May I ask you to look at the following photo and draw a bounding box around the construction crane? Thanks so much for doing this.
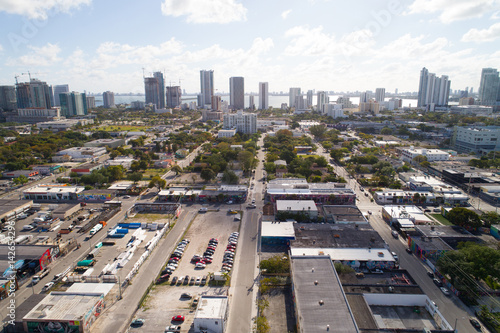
[21,71,46,81]
[14,75,20,84]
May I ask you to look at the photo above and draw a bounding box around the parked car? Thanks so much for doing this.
[391,230,398,238]
[195,276,201,285]
[427,271,434,278]
[433,278,443,287]
[195,263,206,269]
[199,207,208,213]
[440,287,450,296]
[405,248,412,254]
[469,318,481,329]
[171,276,178,285]
[171,315,185,322]
[130,318,145,327]
[180,293,192,299]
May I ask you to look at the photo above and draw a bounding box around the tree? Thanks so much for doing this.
[380,127,393,135]
[13,175,29,186]
[130,160,141,172]
[106,165,124,182]
[221,170,239,184]
[412,155,427,164]
[128,172,143,184]
[171,165,183,175]
[148,176,166,191]
[446,207,482,230]
[200,168,216,182]
[309,124,327,139]
[238,150,255,174]
[480,211,500,227]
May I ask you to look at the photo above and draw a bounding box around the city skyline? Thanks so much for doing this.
[0,1,499,94]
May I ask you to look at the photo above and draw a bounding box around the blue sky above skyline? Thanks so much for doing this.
[0,0,499,95]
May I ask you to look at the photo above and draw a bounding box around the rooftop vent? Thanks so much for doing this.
[312,267,315,272]
[314,280,318,285]
[319,300,324,305]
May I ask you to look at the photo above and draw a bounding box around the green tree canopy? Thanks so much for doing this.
[200,168,216,182]
[446,207,482,230]
[148,176,166,191]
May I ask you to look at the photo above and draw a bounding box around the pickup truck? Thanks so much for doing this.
[32,267,51,284]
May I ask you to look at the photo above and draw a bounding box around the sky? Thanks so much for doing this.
[0,0,499,95]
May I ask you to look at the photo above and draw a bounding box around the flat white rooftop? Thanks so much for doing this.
[195,296,228,319]
[276,200,317,212]
[66,282,114,296]
[261,221,296,238]
[290,248,395,262]
[23,292,102,321]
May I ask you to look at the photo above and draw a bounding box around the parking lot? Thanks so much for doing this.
[167,208,240,281]
[130,207,240,332]
[130,284,229,333]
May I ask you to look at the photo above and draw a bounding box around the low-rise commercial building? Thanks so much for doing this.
[266,178,356,205]
[276,200,318,221]
[23,184,84,202]
[399,147,450,163]
[71,162,103,175]
[56,147,107,161]
[451,126,500,154]
[290,256,359,333]
[193,296,228,333]
[84,138,125,148]
[2,170,39,178]
[322,205,369,224]
[382,205,432,228]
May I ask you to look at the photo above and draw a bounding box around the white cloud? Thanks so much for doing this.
[161,0,247,24]
[462,22,500,42]
[6,42,61,66]
[89,38,185,70]
[281,9,292,19]
[0,0,91,20]
[406,0,500,23]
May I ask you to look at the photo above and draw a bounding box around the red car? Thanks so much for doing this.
[172,315,185,322]
[202,257,212,264]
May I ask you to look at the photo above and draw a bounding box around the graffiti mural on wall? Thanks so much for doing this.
[27,321,79,333]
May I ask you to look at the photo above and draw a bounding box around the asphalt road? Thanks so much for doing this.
[315,143,485,333]
[225,137,265,333]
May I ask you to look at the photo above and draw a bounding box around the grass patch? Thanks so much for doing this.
[99,125,148,131]
[430,214,453,226]
[128,213,174,222]
[142,169,167,180]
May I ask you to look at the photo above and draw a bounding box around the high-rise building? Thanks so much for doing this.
[289,88,301,108]
[200,70,214,107]
[211,95,222,111]
[317,91,329,113]
[417,67,450,109]
[375,88,385,102]
[478,68,500,106]
[145,76,160,108]
[86,96,96,109]
[15,82,31,109]
[259,82,268,110]
[0,86,17,111]
[102,91,115,108]
[29,79,52,109]
[223,110,257,134]
[53,85,69,106]
[229,77,244,110]
[306,90,313,108]
[359,91,370,103]
[166,86,182,108]
[60,92,87,116]
[153,72,165,109]
[249,95,255,110]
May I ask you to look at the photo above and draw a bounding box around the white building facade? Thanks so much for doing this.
[222,110,257,134]
[399,147,450,163]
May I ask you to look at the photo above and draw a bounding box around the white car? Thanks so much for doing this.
[42,282,54,292]
[195,263,206,269]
